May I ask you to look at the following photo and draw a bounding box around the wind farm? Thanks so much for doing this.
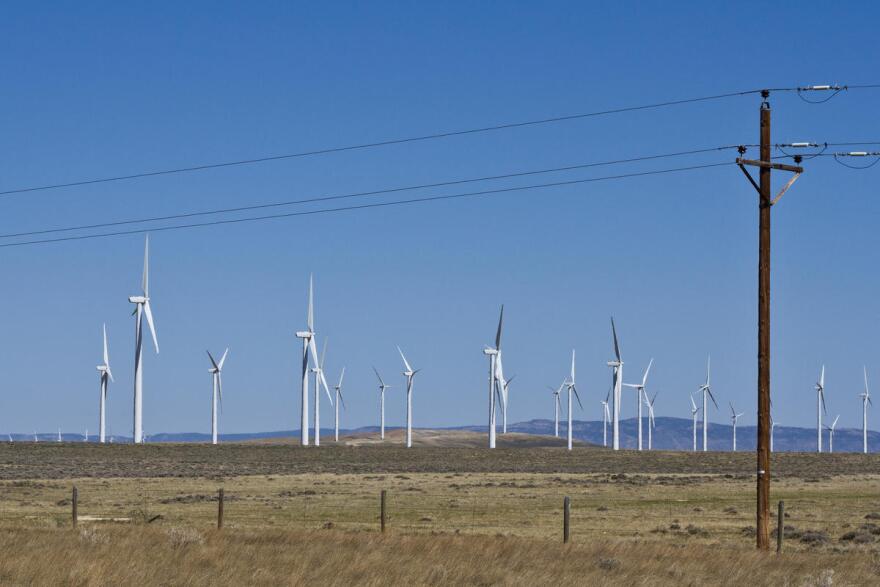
[3,3,880,585]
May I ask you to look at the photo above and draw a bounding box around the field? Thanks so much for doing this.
[1,437,879,585]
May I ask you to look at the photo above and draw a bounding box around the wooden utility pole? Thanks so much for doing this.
[563,496,571,544]
[217,488,225,529]
[737,92,803,550]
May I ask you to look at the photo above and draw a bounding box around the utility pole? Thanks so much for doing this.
[736,90,803,550]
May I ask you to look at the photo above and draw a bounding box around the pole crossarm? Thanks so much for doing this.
[736,158,804,205]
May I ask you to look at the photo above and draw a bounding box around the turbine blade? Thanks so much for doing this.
[820,364,825,389]
[102,324,109,366]
[642,358,653,387]
[610,317,620,361]
[338,387,346,410]
[307,274,314,332]
[820,390,827,415]
[397,346,413,373]
[309,337,320,369]
[106,368,114,384]
[570,349,576,383]
[373,366,385,386]
[320,338,328,369]
[572,384,583,410]
[495,305,504,350]
[706,355,711,387]
[206,350,219,370]
[707,388,718,409]
[690,395,697,411]
[218,373,223,414]
[218,348,229,370]
[142,235,150,295]
[143,301,159,353]
[321,370,333,405]
[337,366,346,389]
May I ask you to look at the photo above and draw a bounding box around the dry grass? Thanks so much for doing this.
[0,525,877,586]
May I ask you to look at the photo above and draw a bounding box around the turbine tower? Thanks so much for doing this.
[398,347,419,448]
[623,359,653,451]
[128,235,159,445]
[334,368,346,442]
[690,395,700,452]
[815,365,827,453]
[698,356,718,451]
[206,348,228,445]
[827,415,840,453]
[311,339,333,446]
[96,324,114,444]
[607,318,623,450]
[600,388,611,447]
[645,391,657,450]
[729,402,743,451]
[564,350,583,451]
[373,367,391,440]
[483,306,504,448]
[861,366,872,454]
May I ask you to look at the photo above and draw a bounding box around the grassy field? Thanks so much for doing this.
[1,441,879,584]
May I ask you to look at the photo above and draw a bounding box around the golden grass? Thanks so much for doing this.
[0,525,877,586]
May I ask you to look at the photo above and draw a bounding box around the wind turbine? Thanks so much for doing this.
[827,415,840,453]
[84,429,88,442]
[57,428,62,443]
[294,275,315,446]
[548,382,564,438]
[334,368,346,442]
[128,235,159,445]
[815,366,827,453]
[607,318,623,450]
[373,367,392,440]
[690,395,700,452]
[483,306,504,448]
[398,347,419,448]
[770,416,778,452]
[698,356,718,451]
[96,324,114,444]
[645,391,658,450]
[564,350,583,451]
[729,402,743,451]
[600,388,611,447]
[861,366,872,454]
[623,359,653,451]
[311,339,333,446]
[206,348,229,445]
[33,431,38,443]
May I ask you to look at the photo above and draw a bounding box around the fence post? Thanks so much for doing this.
[380,489,387,533]
[72,486,78,528]
[217,488,225,529]
[563,496,571,544]
[776,500,784,553]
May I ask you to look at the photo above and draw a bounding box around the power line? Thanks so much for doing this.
[0,86,826,198]
[0,145,750,240]
[0,161,734,249]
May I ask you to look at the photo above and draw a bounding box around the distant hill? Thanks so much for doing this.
[9,418,878,452]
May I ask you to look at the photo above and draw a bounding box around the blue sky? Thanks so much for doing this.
[1,2,878,437]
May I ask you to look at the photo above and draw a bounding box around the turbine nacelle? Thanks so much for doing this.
[128,295,147,304]
[295,330,313,339]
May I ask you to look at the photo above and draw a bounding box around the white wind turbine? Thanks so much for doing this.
[398,347,419,448]
[206,348,229,445]
[827,415,840,454]
[690,395,700,452]
[548,382,565,438]
[600,388,611,447]
[564,350,583,451]
[311,339,333,447]
[861,366,872,454]
[373,367,392,439]
[623,358,653,451]
[294,275,315,446]
[96,324,114,444]
[645,391,658,450]
[483,306,504,448]
[729,402,743,451]
[815,366,827,453]
[698,356,718,451]
[128,235,159,445]
[334,368,346,442]
[770,416,778,452]
[57,428,62,442]
[607,318,623,450]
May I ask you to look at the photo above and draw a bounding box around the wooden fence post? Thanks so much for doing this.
[217,488,225,529]
[380,489,387,533]
[776,500,784,553]
[563,496,571,544]
[72,486,78,528]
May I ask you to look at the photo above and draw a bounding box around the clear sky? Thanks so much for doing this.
[1,2,878,437]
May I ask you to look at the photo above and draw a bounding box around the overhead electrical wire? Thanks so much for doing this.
[0,145,751,240]
[0,160,735,249]
[7,83,878,198]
